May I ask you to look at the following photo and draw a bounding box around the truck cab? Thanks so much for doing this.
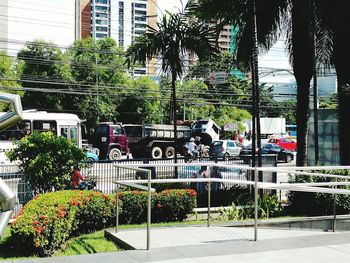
[91,122,129,160]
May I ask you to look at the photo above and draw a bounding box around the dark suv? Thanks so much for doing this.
[240,143,294,163]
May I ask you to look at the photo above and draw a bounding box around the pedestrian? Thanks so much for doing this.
[211,166,223,191]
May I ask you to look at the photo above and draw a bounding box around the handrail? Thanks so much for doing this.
[113,167,155,250]
[113,163,350,248]
[0,93,22,238]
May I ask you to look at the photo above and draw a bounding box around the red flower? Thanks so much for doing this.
[156,203,162,208]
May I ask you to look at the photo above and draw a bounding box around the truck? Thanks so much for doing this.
[244,117,286,139]
[124,119,220,159]
[91,122,129,160]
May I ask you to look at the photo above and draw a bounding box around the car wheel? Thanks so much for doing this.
[151,146,163,159]
[164,146,175,159]
[109,148,122,160]
[285,154,292,163]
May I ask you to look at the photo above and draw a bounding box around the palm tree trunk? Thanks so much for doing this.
[171,71,178,171]
[332,0,350,165]
[292,0,314,166]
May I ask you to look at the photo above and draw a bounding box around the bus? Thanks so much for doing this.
[0,110,96,164]
[285,124,297,138]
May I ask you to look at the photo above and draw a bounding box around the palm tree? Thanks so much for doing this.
[190,0,317,166]
[329,0,350,165]
[126,3,219,161]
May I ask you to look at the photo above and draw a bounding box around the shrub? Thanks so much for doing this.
[218,195,283,221]
[7,132,85,194]
[11,191,115,256]
[11,189,197,256]
[119,189,197,224]
[287,170,350,216]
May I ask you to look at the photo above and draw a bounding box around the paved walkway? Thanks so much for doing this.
[5,226,350,263]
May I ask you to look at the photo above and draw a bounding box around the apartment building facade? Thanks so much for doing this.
[79,0,157,76]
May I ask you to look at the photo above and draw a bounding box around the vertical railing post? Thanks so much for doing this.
[207,168,211,227]
[147,170,152,250]
[254,168,258,241]
[115,184,119,233]
[333,178,337,232]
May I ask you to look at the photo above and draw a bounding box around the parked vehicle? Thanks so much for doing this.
[0,110,99,164]
[124,119,220,159]
[240,143,294,163]
[209,140,242,159]
[268,137,297,151]
[91,122,129,160]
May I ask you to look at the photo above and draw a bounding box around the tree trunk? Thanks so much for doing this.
[332,0,350,165]
[172,71,178,171]
[292,0,314,166]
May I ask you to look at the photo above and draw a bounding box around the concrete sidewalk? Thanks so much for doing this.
[5,226,350,263]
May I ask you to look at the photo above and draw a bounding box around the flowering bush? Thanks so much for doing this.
[119,189,197,224]
[11,190,115,256]
[11,189,196,256]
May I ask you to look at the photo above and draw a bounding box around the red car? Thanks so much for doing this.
[268,137,297,151]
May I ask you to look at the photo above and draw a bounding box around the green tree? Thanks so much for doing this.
[68,37,128,133]
[191,0,316,166]
[126,3,219,158]
[17,39,70,111]
[117,77,162,124]
[7,132,85,194]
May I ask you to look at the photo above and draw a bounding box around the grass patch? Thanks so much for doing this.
[0,228,36,260]
[54,230,119,256]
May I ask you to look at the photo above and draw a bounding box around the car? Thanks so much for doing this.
[209,140,242,159]
[240,143,294,163]
[268,137,297,151]
[85,151,99,162]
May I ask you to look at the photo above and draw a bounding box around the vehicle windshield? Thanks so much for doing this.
[212,141,223,147]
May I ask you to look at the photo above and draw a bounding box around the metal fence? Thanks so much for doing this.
[0,165,29,218]
[0,155,277,218]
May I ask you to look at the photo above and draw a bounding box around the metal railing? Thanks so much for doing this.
[114,163,350,249]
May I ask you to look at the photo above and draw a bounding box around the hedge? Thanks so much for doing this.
[10,189,197,256]
[287,170,350,216]
[119,189,197,224]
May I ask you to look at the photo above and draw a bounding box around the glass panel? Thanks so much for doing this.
[70,127,78,145]
[33,120,57,134]
[61,127,68,139]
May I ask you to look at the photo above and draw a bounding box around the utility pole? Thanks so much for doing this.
[92,0,99,123]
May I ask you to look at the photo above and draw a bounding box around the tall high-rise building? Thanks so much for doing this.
[83,0,157,76]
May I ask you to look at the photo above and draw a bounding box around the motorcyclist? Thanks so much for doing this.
[187,137,199,157]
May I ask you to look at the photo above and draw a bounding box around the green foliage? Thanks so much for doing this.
[10,189,196,256]
[68,37,128,133]
[10,191,115,257]
[6,132,85,194]
[117,77,163,124]
[119,189,197,224]
[218,195,283,221]
[0,51,22,100]
[17,39,70,111]
[287,170,350,216]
